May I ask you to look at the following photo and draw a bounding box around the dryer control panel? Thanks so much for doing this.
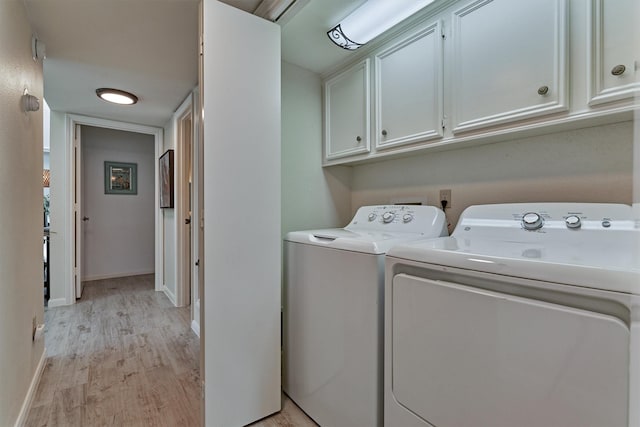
[455,203,635,237]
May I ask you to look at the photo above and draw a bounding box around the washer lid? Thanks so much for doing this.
[285,228,441,254]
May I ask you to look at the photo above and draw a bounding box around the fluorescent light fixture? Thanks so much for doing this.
[96,88,138,105]
[327,0,435,50]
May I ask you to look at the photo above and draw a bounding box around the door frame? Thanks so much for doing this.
[174,93,194,308]
[64,114,164,304]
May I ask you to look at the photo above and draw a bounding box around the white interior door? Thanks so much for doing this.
[191,88,203,336]
[73,124,83,299]
[177,98,193,308]
[202,1,281,426]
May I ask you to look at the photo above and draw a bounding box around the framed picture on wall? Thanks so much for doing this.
[159,149,174,208]
[104,161,137,195]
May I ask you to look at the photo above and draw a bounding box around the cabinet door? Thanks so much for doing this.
[588,0,639,106]
[451,0,568,134]
[324,60,370,160]
[375,22,444,150]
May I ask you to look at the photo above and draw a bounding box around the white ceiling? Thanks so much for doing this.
[24,0,367,127]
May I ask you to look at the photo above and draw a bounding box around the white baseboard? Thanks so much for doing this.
[82,270,154,282]
[162,285,177,306]
[14,348,46,427]
[47,298,66,308]
[191,319,200,337]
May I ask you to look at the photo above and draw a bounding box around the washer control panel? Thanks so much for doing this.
[347,205,447,235]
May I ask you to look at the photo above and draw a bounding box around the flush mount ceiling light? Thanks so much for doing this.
[327,0,435,50]
[96,88,138,105]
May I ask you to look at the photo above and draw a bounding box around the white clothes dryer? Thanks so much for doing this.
[284,205,447,427]
[385,203,640,427]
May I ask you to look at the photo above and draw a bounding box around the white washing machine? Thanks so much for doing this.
[385,203,640,427]
[284,205,447,427]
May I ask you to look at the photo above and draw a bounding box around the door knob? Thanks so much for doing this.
[82,216,90,221]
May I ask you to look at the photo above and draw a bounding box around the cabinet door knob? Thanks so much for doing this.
[82,216,90,222]
[381,129,388,136]
[537,85,549,95]
[611,64,626,76]
[356,136,362,143]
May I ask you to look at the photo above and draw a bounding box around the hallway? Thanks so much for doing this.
[25,275,200,426]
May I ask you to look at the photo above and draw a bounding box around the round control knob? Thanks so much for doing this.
[382,212,395,223]
[368,213,377,222]
[522,212,543,230]
[565,215,581,229]
[402,214,414,223]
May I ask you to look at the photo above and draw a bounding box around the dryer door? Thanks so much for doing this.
[390,273,629,427]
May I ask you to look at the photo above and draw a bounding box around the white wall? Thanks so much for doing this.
[81,126,155,281]
[0,1,45,425]
[352,121,633,231]
[43,99,50,151]
[281,61,352,233]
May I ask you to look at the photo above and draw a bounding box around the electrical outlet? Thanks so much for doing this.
[440,189,452,209]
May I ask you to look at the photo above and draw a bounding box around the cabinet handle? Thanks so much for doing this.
[611,64,626,76]
[382,129,388,136]
[356,136,362,143]
[537,85,549,95]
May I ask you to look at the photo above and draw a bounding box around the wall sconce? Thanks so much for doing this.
[22,89,40,112]
[327,0,434,50]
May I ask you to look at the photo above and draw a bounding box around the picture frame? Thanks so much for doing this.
[159,149,174,208]
[104,161,137,195]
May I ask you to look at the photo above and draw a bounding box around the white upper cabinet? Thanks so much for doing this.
[588,0,639,106]
[450,0,568,134]
[324,59,370,160]
[321,0,635,166]
[374,21,444,150]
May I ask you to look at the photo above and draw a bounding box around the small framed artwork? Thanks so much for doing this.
[159,149,174,208]
[104,161,137,195]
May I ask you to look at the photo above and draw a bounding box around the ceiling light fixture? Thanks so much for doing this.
[327,0,435,50]
[96,88,138,105]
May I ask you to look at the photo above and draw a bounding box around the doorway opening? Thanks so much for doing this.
[80,125,156,288]
[58,115,163,306]
[174,93,202,336]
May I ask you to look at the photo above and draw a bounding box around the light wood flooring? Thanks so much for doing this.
[25,274,317,427]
